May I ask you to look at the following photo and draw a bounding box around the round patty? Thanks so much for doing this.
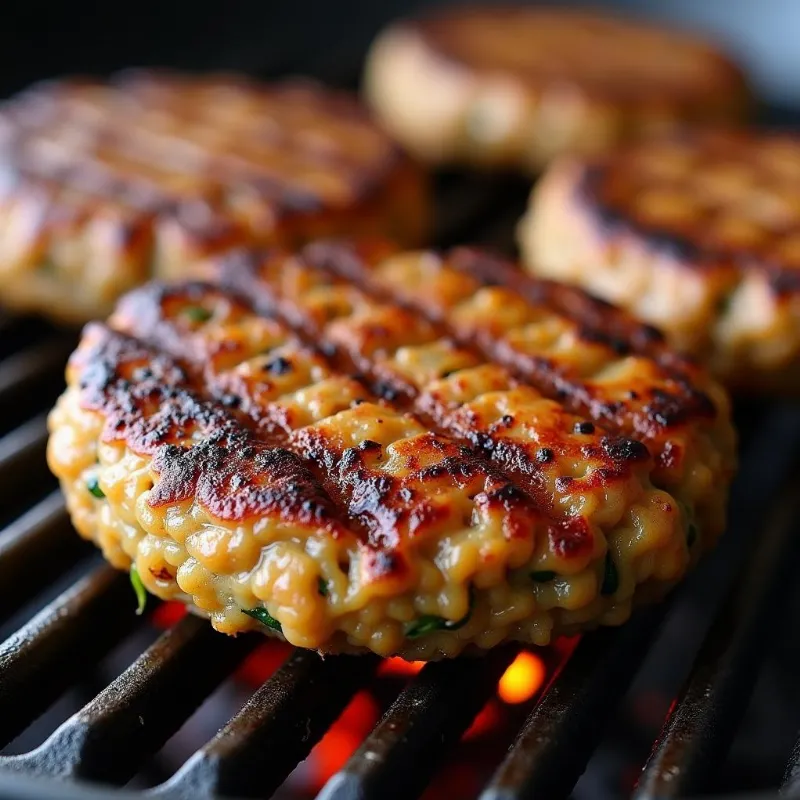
[0,70,428,323]
[364,6,749,172]
[47,242,735,660]
[519,132,800,390]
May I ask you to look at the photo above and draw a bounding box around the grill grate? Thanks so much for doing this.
[0,56,800,800]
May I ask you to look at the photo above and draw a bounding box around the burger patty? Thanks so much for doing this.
[364,6,749,173]
[519,132,800,390]
[47,242,735,660]
[0,70,428,323]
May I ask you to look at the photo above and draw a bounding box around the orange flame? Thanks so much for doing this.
[312,691,379,787]
[497,652,546,704]
[379,657,425,676]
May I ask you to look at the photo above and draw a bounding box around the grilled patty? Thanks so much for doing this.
[519,132,800,390]
[47,243,735,660]
[364,6,749,172]
[0,71,428,323]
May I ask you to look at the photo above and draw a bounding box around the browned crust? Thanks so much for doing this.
[71,311,592,585]
[216,242,718,450]
[73,322,350,527]
[410,6,749,110]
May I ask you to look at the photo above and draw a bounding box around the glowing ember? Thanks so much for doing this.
[151,600,186,628]
[498,651,546,704]
[311,691,379,787]
[464,701,501,740]
[380,657,425,676]
[235,642,292,685]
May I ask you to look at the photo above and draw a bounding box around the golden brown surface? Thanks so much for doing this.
[364,7,749,171]
[0,71,428,323]
[48,243,735,659]
[519,132,800,388]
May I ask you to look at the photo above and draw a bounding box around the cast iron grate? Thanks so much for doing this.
[0,52,799,800]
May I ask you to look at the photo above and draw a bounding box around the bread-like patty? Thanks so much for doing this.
[0,70,428,323]
[519,132,800,390]
[364,7,749,172]
[47,242,735,660]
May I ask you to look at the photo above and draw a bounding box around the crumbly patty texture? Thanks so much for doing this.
[364,7,749,172]
[47,242,735,659]
[519,132,800,389]
[0,70,428,323]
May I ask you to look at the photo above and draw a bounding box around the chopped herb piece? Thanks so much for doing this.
[716,292,734,316]
[405,587,473,639]
[574,421,595,435]
[87,476,105,499]
[243,606,283,633]
[130,565,147,616]
[318,577,329,597]
[687,522,698,548]
[601,552,619,596]
[531,570,557,583]
[678,501,698,548]
[183,306,213,323]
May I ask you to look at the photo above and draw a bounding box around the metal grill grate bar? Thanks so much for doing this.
[0,565,140,748]
[320,645,519,800]
[0,492,89,623]
[633,476,800,799]
[0,414,50,500]
[782,736,800,797]
[478,607,668,800]
[156,650,381,799]
[0,335,76,421]
[0,615,256,785]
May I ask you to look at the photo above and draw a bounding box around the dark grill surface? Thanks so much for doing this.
[1,47,800,800]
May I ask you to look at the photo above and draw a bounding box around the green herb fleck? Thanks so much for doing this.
[243,606,283,633]
[678,501,698,549]
[318,577,329,597]
[531,570,557,583]
[601,552,619,596]
[183,306,213,323]
[130,565,147,616]
[87,476,105,499]
[687,522,698,549]
[465,103,493,144]
[716,292,735,316]
[405,588,474,639]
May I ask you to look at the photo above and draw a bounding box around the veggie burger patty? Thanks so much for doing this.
[364,6,749,172]
[0,71,428,323]
[47,242,735,660]
[520,131,800,390]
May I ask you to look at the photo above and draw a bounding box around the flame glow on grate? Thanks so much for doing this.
[498,652,546,704]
